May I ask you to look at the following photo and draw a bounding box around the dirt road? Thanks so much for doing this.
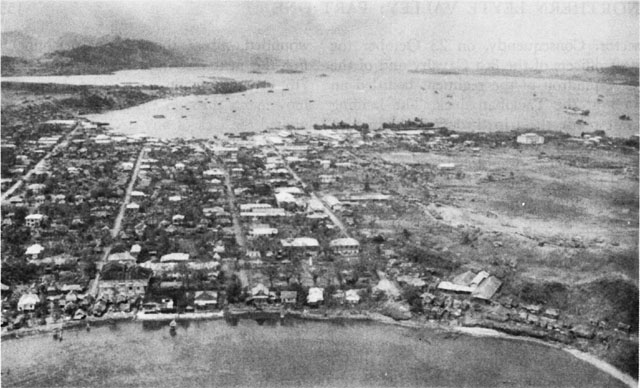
[1,123,81,202]
[90,145,146,296]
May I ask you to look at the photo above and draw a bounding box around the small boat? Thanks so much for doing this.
[563,106,590,116]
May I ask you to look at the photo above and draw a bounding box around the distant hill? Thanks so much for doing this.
[1,31,40,58]
[174,40,279,69]
[2,38,201,76]
[410,66,639,86]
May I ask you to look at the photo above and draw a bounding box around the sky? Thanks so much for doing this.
[2,0,639,69]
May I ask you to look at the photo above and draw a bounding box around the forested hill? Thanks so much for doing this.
[2,38,201,76]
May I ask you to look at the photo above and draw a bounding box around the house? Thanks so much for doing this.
[329,238,360,256]
[372,279,401,299]
[130,191,147,198]
[345,289,361,304]
[437,281,473,294]
[27,183,46,194]
[249,227,278,238]
[130,244,142,257]
[517,133,545,145]
[249,284,270,306]
[240,208,287,218]
[275,192,299,208]
[8,196,24,206]
[160,253,190,263]
[274,187,304,196]
[98,279,148,300]
[203,168,226,178]
[437,163,456,171]
[194,291,218,310]
[471,276,502,301]
[281,237,320,254]
[172,214,185,225]
[107,252,137,265]
[306,198,325,214]
[240,203,273,212]
[25,214,44,229]
[280,291,297,305]
[396,275,426,288]
[307,287,324,306]
[61,284,83,293]
[343,193,391,202]
[25,243,44,259]
[319,174,336,184]
[18,293,39,312]
[470,271,490,288]
[121,162,134,171]
[126,203,140,212]
[323,195,342,211]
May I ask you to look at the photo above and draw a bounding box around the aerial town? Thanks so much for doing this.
[1,106,638,374]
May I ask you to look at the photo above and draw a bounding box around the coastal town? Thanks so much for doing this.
[1,99,638,377]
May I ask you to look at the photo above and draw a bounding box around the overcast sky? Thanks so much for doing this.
[2,1,638,69]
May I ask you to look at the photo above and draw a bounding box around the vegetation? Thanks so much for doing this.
[2,38,201,76]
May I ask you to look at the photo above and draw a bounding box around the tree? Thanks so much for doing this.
[402,285,423,314]
[364,176,371,192]
[226,274,243,303]
[265,265,279,289]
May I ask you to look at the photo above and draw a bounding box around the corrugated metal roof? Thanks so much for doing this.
[472,276,502,300]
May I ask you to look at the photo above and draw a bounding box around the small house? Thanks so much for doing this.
[25,243,45,259]
[307,287,324,306]
[249,284,270,306]
[194,291,218,310]
[107,252,137,265]
[329,238,360,256]
[280,291,297,305]
[160,253,190,263]
[25,214,44,229]
[345,289,361,304]
[517,133,545,145]
[18,293,39,312]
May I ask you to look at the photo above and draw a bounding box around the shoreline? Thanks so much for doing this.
[1,307,636,387]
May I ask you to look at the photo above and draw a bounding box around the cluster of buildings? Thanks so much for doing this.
[2,119,629,352]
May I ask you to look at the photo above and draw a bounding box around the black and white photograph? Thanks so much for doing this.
[0,1,638,387]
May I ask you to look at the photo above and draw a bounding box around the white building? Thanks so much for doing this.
[329,238,360,256]
[25,243,45,258]
[18,293,40,311]
[25,214,44,229]
[517,133,545,145]
[160,253,190,263]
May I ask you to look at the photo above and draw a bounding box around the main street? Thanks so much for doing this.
[273,147,350,238]
[90,144,146,296]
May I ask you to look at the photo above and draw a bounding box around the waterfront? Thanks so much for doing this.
[5,67,638,138]
[0,319,628,388]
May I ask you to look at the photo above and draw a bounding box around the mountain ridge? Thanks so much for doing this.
[2,38,201,76]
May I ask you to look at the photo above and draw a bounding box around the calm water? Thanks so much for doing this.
[0,319,627,388]
[4,67,638,138]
